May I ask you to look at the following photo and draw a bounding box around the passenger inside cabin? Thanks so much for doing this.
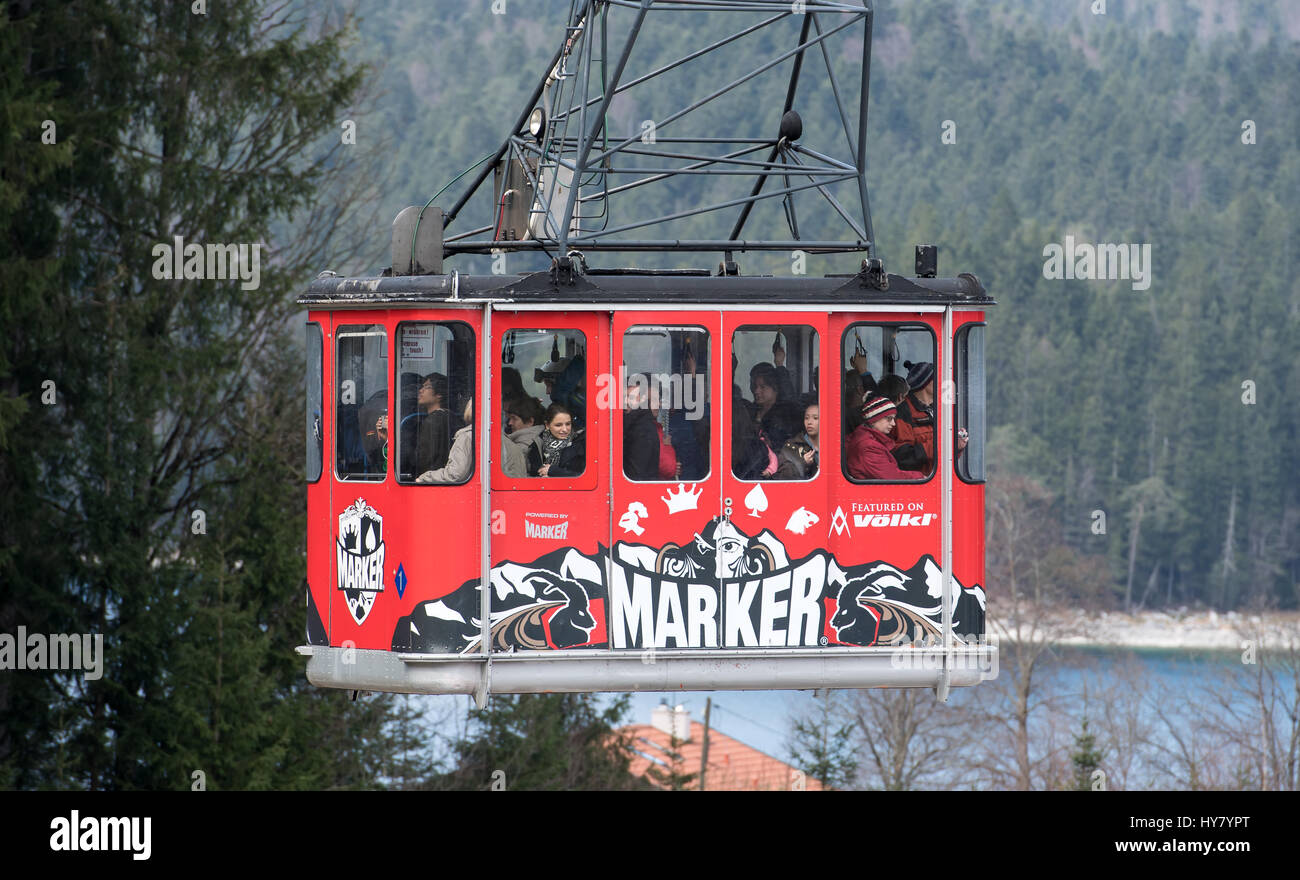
[776,402,819,480]
[769,336,797,396]
[890,360,969,474]
[732,385,775,480]
[534,352,587,429]
[504,396,545,477]
[500,424,526,479]
[399,371,422,422]
[527,403,585,477]
[400,372,453,479]
[668,346,709,481]
[891,360,936,473]
[846,394,910,480]
[358,388,389,473]
[876,374,909,405]
[849,348,878,395]
[750,361,801,453]
[557,355,587,428]
[842,345,879,432]
[417,399,474,483]
[501,367,525,415]
[535,354,568,405]
[623,374,664,481]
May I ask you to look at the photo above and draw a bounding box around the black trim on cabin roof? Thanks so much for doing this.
[296,270,993,308]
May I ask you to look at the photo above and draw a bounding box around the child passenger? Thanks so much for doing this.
[776,402,820,480]
[527,403,585,477]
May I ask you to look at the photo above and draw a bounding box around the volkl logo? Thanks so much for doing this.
[337,498,385,625]
[854,512,936,528]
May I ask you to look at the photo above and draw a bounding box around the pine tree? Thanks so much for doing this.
[0,0,399,790]
[644,732,698,791]
[788,690,858,790]
[434,694,644,791]
[1071,718,1105,791]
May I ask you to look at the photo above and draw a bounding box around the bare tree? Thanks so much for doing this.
[849,688,970,790]
[1144,668,1244,790]
[1081,656,1155,791]
[975,474,1111,789]
[1224,621,1300,790]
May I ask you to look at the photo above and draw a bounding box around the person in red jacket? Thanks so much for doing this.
[847,395,912,480]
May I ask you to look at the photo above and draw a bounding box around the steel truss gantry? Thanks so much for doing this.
[439,0,877,263]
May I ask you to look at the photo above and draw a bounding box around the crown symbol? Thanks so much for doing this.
[662,483,703,515]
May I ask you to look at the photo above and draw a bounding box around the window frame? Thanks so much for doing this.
[306,321,323,484]
[498,325,594,489]
[394,319,477,487]
[729,322,820,484]
[955,321,987,485]
[621,324,712,484]
[334,322,389,483]
[840,320,939,486]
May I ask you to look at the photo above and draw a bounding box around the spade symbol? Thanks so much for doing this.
[744,484,768,518]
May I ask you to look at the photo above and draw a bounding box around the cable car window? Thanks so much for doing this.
[502,328,587,478]
[396,322,475,485]
[306,322,323,482]
[842,322,936,483]
[956,322,986,484]
[731,325,819,481]
[622,326,710,482]
[336,324,388,481]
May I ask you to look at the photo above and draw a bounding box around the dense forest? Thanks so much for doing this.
[1,0,1296,790]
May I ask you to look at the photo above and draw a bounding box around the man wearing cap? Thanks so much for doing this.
[891,360,936,473]
[892,360,967,473]
[847,394,911,480]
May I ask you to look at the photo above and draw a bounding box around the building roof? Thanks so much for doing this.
[621,720,826,791]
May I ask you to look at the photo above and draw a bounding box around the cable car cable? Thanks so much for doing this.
[410,151,496,271]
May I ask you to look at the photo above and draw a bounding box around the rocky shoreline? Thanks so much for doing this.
[1054,609,1300,651]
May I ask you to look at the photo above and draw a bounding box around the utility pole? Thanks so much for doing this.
[699,697,712,791]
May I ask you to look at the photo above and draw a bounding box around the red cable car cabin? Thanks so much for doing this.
[299,269,994,703]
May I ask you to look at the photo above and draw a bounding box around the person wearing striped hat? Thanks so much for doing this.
[847,394,911,480]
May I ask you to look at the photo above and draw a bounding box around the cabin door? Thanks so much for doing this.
[609,310,724,651]
[720,311,831,648]
[328,311,484,653]
[486,310,609,652]
[327,311,395,650]
[826,311,945,581]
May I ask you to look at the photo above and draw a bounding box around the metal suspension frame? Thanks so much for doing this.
[441,0,876,259]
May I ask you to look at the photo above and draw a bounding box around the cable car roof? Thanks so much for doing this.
[298,268,993,309]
